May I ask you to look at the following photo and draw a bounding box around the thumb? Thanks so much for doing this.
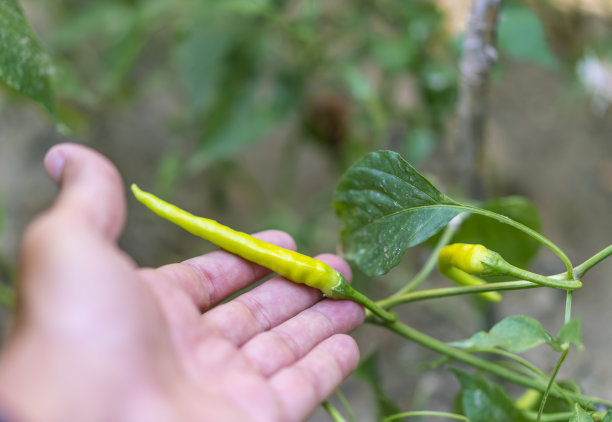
[43,142,126,240]
[15,143,134,324]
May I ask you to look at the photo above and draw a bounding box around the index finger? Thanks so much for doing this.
[150,230,297,311]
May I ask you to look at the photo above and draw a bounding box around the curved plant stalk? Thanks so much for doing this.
[491,258,581,290]
[383,410,469,421]
[451,205,575,278]
[368,318,612,409]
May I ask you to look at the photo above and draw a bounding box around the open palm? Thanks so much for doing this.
[0,143,363,422]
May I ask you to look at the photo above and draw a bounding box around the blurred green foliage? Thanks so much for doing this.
[40,0,459,172]
[498,1,559,69]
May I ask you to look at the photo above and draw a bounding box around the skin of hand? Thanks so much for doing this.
[0,143,364,422]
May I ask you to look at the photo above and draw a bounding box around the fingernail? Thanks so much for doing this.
[44,148,66,183]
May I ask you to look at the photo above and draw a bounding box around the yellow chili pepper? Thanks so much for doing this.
[438,243,499,275]
[132,184,397,322]
[438,243,503,302]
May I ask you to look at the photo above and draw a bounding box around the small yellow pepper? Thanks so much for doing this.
[438,243,502,302]
[438,243,499,275]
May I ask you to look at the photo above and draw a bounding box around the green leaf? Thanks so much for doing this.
[449,315,557,353]
[450,196,541,269]
[602,409,612,422]
[558,318,583,350]
[333,151,461,276]
[49,2,134,51]
[453,369,528,422]
[498,2,558,69]
[0,0,55,114]
[570,404,595,422]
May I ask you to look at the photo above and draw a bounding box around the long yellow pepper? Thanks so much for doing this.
[132,184,397,322]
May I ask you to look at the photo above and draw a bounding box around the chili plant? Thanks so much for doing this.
[326,150,612,422]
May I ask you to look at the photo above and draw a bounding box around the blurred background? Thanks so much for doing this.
[1,0,612,420]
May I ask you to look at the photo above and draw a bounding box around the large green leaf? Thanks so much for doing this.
[0,0,55,114]
[333,150,461,276]
[450,196,541,269]
[453,369,528,422]
[449,315,557,354]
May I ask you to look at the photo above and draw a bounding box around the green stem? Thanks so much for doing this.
[383,411,469,421]
[493,260,581,290]
[335,389,356,422]
[458,205,574,278]
[394,216,463,296]
[537,346,569,421]
[377,281,538,309]
[565,291,572,324]
[478,348,572,407]
[322,401,348,422]
[574,244,612,278]
[383,244,612,311]
[369,318,611,408]
[523,411,574,422]
[342,284,397,322]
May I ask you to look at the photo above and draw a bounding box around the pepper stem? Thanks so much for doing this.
[330,278,397,323]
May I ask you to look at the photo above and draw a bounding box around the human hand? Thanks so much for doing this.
[0,143,363,422]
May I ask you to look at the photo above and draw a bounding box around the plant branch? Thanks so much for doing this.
[537,346,569,421]
[368,318,611,408]
[377,280,538,309]
[458,205,575,278]
[574,244,612,278]
[454,0,503,199]
[478,348,573,407]
[523,411,574,421]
